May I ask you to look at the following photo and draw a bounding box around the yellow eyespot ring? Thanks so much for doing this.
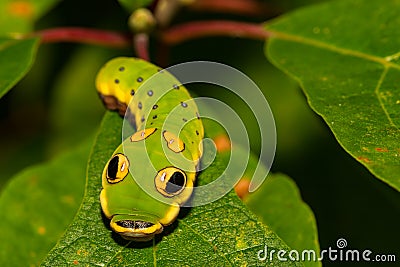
[106,153,130,184]
[162,130,185,153]
[154,167,187,197]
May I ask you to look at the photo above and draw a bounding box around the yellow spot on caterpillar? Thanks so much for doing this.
[163,131,185,152]
[130,128,157,142]
[7,1,34,18]
[106,153,130,184]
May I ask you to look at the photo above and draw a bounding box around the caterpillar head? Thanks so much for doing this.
[100,129,197,241]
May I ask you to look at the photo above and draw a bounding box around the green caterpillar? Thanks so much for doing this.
[96,57,204,241]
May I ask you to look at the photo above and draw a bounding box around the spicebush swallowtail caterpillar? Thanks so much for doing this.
[96,57,204,241]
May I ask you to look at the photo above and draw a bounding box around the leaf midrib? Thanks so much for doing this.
[374,67,397,128]
[268,30,400,70]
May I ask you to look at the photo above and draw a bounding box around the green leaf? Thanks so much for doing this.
[0,37,39,99]
[245,174,320,267]
[266,0,400,191]
[0,0,60,99]
[0,141,91,266]
[118,0,153,13]
[42,112,302,266]
[0,0,61,35]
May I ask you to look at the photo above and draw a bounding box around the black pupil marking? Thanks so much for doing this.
[130,90,135,96]
[107,156,119,180]
[137,77,143,82]
[153,104,158,109]
[119,67,125,71]
[138,102,142,109]
[148,90,153,96]
[165,171,185,194]
[114,79,120,84]
[116,220,154,229]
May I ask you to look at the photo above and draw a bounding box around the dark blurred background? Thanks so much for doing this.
[0,1,398,266]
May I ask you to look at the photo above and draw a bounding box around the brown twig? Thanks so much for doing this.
[33,21,271,57]
[36,27,131,48]
[133,33,150,61]
[160,20,271,45]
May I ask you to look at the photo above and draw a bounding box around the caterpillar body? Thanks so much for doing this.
[96,57,204,241]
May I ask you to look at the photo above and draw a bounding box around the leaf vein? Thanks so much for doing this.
[374,67,398,129]
[269,30,400,70]
[104,240,132,266]
[179,219,234,266]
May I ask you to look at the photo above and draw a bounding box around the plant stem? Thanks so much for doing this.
[33,21,271,54]
[160,20,271,45]
[36,27,131,48]
[133,33,150,61]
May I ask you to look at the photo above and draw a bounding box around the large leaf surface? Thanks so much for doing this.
[0,142,90,266]
[41,112,302,266]
[245,174,320,267]
[0,38,39,99]
[0,0,60,99]
[266,0,400,191]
